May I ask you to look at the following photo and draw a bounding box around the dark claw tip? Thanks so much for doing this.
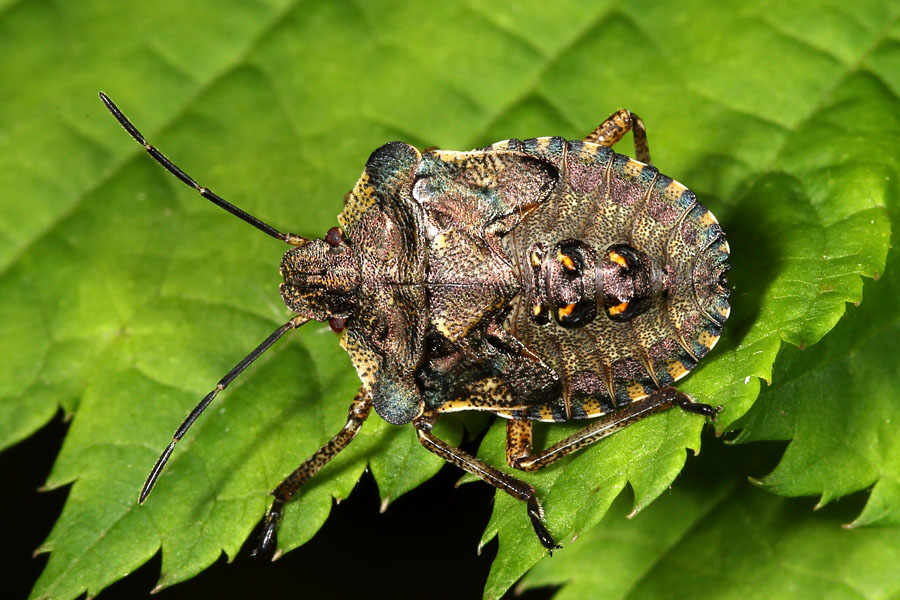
[535,527,558,551]
[251,522,278,559]
[679,399,717,418]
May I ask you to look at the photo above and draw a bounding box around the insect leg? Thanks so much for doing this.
[505,418,534,468]
[139,315,310,503]
[506,387,715,472]
[414,411,561,552]
[98,92,308,246]
[583,108,651,165]
[253,387,372,560]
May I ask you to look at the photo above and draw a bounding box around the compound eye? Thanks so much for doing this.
[325,227,343,247]
[328,316,347,333]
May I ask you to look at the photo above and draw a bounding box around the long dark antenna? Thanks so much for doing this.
[99,91,308,246]
[140,315,310,503]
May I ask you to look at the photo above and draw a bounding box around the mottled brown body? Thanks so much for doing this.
[102,92,728,558]
[495,137,730,422]
[283,120,728,552]
[407,137,729,425]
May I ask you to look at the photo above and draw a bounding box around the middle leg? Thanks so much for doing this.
[414,410,561,552]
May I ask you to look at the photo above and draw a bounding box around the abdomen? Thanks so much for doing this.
[498,138,730,422]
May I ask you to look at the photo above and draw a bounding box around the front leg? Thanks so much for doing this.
[506,387,716,472]
[253,387,372,559]
[414,410,561,552]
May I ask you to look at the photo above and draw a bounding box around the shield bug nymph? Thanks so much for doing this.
[100,92,729,557]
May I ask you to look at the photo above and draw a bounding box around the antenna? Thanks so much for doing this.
[99,92,308,246]
[139,315,310,503]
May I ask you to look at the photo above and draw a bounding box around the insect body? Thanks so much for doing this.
[100,93,729,556]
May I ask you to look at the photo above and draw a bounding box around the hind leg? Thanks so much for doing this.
[584,108,651,164]
[506,387,715,472]
[414,410,560,552]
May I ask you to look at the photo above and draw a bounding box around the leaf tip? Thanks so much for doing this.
[32,542,51,558]
[813,496,830,511]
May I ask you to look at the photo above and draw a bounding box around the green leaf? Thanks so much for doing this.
[733,229,900,527]
[517,440,900,600]
[0,0,896,598]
